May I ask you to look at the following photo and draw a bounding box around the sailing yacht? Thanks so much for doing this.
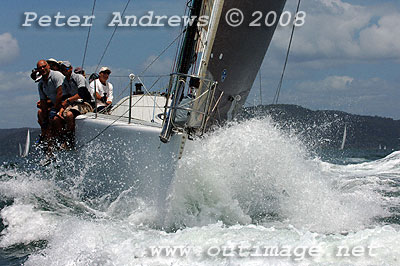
[340,124,347,150]
[19,129,30,157]
[75,0,287,205]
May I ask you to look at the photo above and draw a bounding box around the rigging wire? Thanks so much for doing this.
[76,104,138,150]
[112,74,170,78]
[259,70,262,106]
[74,27,186,150]
[95,0,132,73]
[63,0,188,150]
[139,30,185,77]
[94,0,186,103]
[172,0,191,72]
[76,75,164,149]
[74,0,202,148]
[81,0,97,69]
[272,0,302,104]
[113,30,185,101]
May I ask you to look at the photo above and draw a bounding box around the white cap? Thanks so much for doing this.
[46,58,58,64]
[99,66,111,74]
[60,61,72,68]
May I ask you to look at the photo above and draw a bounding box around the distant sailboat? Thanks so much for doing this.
[19,129,30,157]
[340,124,347,150]
[378,144,387,150]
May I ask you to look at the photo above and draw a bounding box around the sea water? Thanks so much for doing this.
[0,117,399,265]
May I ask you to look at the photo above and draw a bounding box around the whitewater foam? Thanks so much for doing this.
[0,117,399,265]
[22,221,400,266]
[165,118,386,232]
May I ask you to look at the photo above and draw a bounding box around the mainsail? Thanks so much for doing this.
[160,0,287,142]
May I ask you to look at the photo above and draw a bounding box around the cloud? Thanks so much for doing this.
[298,75,354,91]
[272,0,400,63]
[0,71,33,92]
[359,14,400,59]
[141,55,174,75]
[295,75,389,97]
[0,33,20,65]
[0,70,38,128]
[276,76,400,119]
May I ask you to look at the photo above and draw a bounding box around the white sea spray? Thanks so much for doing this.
[0,117,399,265]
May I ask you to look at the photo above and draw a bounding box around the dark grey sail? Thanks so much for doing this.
[160,0,287,142]
[204,0,287,126]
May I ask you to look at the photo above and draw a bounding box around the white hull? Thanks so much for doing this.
[74,95,183,208]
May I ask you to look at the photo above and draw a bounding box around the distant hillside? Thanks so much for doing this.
[0,128,41,158]
[1,105,399,158]
[240,104,400,150]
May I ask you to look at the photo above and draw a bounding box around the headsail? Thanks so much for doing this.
[188,0,287,129]
[160,0,287,142]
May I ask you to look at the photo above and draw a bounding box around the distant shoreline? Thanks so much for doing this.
[241,104,400,150]
[1,104,399,152]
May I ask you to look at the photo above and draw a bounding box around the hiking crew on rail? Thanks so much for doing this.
[33,59,113,151]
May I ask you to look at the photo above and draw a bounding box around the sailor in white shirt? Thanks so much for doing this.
[89,66,113,113]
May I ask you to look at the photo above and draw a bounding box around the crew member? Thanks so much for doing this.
[47,58,61,72]
[89,66,113,113]
[36,59,64,151]
[60,61,93,148]
[74,67,86,77]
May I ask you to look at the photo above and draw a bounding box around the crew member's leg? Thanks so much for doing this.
[37,108,50,141]
[63,110,76,149]
[64,111,75,132]
[47,115,64,152]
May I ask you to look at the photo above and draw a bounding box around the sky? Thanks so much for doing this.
[0,0,399,128]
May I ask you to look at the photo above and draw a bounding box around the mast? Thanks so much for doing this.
[160,0,287,142]
[160,0,203,143]
[186,0,225,128]
[188,0,287,130]
[176,0,203,75]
